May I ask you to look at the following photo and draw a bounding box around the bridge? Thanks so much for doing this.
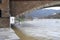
[10,1,60,17]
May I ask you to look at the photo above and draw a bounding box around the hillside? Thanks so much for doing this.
[45,13,60,19]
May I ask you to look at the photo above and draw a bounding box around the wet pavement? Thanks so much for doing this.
[0,28,20,40]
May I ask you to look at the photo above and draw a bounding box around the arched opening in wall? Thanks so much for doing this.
[0,10,2,17]
[23,5,60,19]
[15,4,60,39]
[15,4,60,22]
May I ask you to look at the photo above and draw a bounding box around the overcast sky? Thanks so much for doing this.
[45,7,60,10]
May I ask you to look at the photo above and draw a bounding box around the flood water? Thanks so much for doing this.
[15,19,60,40]
[15,7,60,40]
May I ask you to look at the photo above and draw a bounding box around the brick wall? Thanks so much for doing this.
[0,0,10,28]
[0,18,10,28]
[10,1,56,17]
[0,0,10,17]
[11,0,59,1]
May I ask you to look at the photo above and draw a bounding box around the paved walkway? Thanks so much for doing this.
[0,28,20,40]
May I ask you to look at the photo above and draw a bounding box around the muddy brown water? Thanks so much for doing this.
[12,27,54,40]
[12,27,38,40]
